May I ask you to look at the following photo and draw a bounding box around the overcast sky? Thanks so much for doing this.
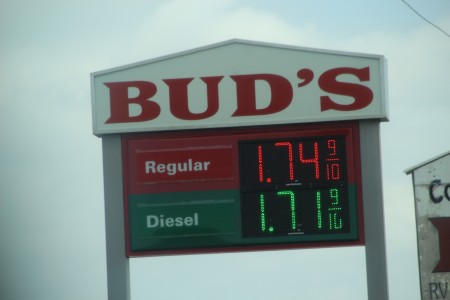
[1,1,450,300]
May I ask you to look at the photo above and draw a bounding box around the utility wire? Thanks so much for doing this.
[401,0,450,38]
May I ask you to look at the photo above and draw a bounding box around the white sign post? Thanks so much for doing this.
[406,152,450,300]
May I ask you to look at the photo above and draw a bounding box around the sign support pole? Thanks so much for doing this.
[359,120,389,300]
[102,135,131,300]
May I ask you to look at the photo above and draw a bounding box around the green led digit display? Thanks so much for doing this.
[239,135,353,238]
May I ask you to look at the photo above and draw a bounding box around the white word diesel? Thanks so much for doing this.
[147,213,199,228]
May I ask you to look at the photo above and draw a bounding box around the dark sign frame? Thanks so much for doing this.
[121,121,364,256]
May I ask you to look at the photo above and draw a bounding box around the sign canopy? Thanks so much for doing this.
[91,39,388,135]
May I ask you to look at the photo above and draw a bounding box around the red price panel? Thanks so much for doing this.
[239,134,356,239]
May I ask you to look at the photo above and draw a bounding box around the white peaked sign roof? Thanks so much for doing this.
[91,39,388,135]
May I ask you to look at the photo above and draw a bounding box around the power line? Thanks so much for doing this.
[400,0,450,38]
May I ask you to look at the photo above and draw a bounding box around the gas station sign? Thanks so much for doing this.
[123,122,362,256]
[92,39,389,299]
[89,39,389,256]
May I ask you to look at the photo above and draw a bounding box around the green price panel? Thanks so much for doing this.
[128,190,240,251]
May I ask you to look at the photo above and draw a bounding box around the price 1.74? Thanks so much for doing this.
[239,136,347,187]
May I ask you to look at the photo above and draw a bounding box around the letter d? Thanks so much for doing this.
[231,74,293,116]
[147,215,159,228]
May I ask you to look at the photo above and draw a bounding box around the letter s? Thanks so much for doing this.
[319,67,373,112]
[175,217,183,227]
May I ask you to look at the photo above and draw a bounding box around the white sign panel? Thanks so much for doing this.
[406,152,450,300]
[91,39,388,135]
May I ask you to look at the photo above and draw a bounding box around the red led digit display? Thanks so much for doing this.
[240,136,346,188]
[239,135,355,238]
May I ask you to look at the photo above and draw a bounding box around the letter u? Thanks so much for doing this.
[178,162,187,172]
[164,76,223,120]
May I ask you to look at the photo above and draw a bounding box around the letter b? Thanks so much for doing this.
[104,81,161,123]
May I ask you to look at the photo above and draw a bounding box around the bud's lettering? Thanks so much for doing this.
[103,67,374,124]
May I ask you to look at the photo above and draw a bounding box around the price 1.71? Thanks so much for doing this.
[242,187,349,237]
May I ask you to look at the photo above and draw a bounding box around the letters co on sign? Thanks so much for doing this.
[91,40,388,256]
